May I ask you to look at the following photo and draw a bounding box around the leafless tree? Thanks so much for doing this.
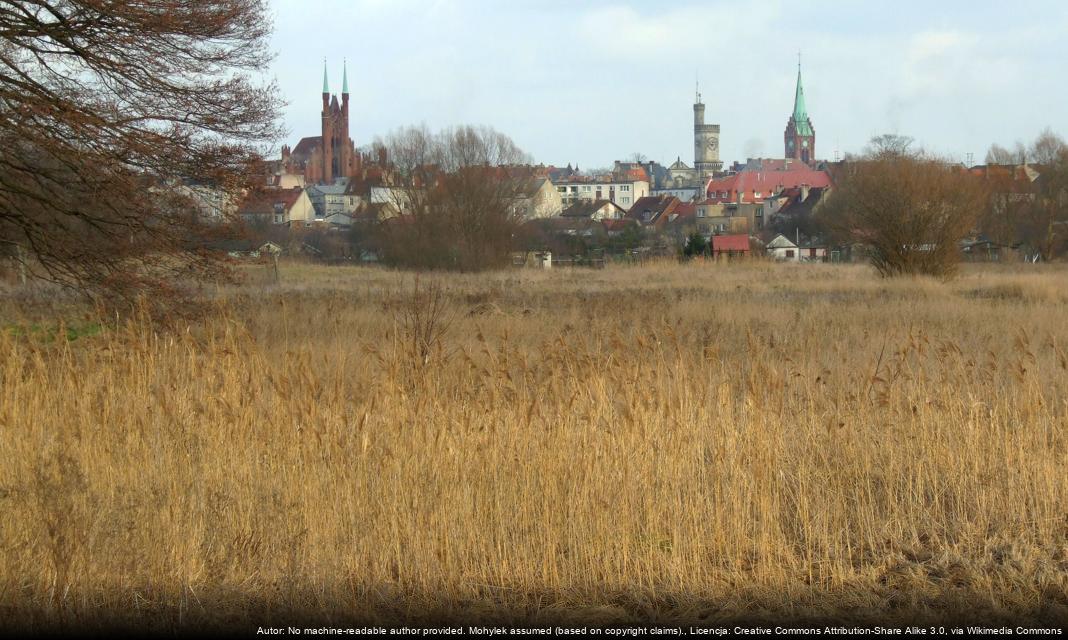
[1029,128,1066,166]
[985,143,1018,165]
[977,165,1031,247]
[865,134,915,158]
[0,1,282,314]
[983,130,1068,259]
[820,139,986,278]
[1020,131,1068,259]
[372,125,534,271]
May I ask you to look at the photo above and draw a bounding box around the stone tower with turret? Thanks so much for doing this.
[693,86,722,179]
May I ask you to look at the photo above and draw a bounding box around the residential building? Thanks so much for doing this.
[659,202,697,245]
[766,234,800,261]
[695,201,762,235]
[238,187,315,226]
[279,189,318,226]
[704,165,831,204]
[552,176,649,210]
[626,195,681,226]
[175,181,235,223]
[306,179,360,227]
[766,233,827,262]
[559,199,626,221]
[513,178,563,219]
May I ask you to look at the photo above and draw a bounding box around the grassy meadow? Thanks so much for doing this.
[1,259,1066,630]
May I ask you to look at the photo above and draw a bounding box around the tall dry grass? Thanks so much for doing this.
[0,260,1066,630]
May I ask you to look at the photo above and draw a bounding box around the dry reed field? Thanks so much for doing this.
[1,260,1067,631]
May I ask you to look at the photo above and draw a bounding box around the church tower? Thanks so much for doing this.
[320,62,332,183]
[693,84,722,178]
[784,59,815,164]
[320,60,353,184]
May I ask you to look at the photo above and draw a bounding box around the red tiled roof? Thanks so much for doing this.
[711,234,750,253]
[659,202,696,230]
[673,202,696,218]
[291,136,322,158]
[705,168,831,203]
[237,186,304,215]
[626,195,680,225]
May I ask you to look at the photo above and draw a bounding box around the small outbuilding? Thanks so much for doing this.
[711,234,750,257]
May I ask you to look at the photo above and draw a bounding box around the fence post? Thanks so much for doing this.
[15,244,26,285]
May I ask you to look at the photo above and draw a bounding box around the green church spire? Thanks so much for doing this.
[322,59,329,94]
[342,59,348,95]
[792,57,813,136]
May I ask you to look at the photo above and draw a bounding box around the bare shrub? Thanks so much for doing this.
[821,140,986,278]
[386,277,455,384]
[372,125,533,271]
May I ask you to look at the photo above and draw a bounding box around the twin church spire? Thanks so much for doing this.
[322,59,349,95]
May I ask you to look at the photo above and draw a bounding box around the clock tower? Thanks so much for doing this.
[694,86,722,179]
[784,59,815,164]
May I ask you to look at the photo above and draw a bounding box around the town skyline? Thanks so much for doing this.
[268,0,1068,168]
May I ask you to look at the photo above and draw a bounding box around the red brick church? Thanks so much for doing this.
[280,61,371,184]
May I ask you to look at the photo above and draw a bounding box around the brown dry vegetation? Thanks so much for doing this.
[1,260,1067,631]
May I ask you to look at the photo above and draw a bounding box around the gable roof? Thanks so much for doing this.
[518,177,550,199]
[777,186,827,216]
[237,187,304,216]
[291,136,323,158]
[560,199,621,218]
[705,167,831,203]
[712,234,750,252]
[626,195,680,224]
[766,234,798,249]
[659,202,696,230]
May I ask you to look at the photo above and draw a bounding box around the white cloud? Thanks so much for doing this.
[574,2,782,59]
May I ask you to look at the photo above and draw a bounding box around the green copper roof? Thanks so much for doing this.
[342,59,348,94]
[792,66,814,137]
[322,61,329,94]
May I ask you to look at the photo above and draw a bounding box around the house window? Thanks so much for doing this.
[785,250,795,258]
[697,209,705,218]
[583,185,591,192]
[622,197,630,204]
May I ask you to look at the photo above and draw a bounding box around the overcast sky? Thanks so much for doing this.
[268,0,1068,169]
